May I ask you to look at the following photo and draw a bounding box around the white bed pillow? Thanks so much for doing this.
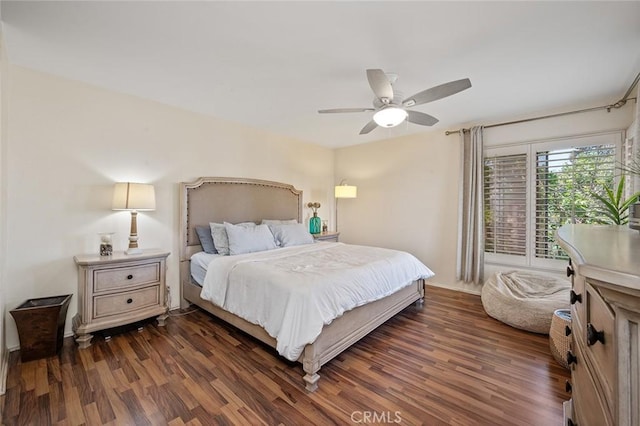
[225,222,277,255]
[268,223,314,247]
[261,219,298,225]
[210,221,256,256]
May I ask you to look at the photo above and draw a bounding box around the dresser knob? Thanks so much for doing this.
[587,323,605,346]
[570,290,582,305]
[565,380,572,393]
[566,266,574,277]
[127,274,133,280]
[126,298,133,304]
[565,325,572,336]
[566,350,577,366]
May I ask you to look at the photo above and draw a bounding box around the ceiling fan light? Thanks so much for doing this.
[373,107,407,127]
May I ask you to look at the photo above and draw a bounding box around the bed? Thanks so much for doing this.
[179,177,432,391]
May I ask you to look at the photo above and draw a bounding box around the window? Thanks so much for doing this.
[484,131,623,269]
[534,144,615,260]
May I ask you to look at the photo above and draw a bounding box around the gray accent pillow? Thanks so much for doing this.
[268,223,314,247]
[195,226,217,254]
[225,223,277,255]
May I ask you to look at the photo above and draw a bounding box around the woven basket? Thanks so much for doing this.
[549,309,571,369]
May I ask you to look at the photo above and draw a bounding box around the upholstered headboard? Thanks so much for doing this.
[179,177,303,261]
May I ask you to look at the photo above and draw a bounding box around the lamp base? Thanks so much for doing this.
[125,247,143,255]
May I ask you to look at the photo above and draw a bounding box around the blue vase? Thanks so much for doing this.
[310,213,321,234]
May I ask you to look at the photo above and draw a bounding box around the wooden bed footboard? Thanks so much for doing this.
[301,279,424,391]
[181,273,425,392]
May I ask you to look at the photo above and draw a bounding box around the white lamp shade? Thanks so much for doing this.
[335,184,357,199]
[112,182,156,211]
[373,107,407,128]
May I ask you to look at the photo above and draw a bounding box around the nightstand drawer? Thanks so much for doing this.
[94,263,160,292]
[93,285,160,319]
[313,232,339,242]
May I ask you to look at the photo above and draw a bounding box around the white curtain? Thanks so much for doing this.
[456,126,484,284]
[634,83,640,193]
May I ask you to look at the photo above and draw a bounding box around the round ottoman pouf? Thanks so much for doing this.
[549,309,571,369]
[481,271,570,334]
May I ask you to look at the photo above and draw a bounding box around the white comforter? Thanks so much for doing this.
[200,242,434,361]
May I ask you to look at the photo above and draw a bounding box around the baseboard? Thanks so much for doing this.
[0,346,9,395]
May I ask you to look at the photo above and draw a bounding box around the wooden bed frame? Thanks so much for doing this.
[179,177,425,391]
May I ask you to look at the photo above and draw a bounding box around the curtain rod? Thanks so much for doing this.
[445,70,640,136]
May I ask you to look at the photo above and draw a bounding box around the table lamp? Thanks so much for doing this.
[112,182,155,255]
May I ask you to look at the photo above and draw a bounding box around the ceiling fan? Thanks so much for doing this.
[318,69,471,135]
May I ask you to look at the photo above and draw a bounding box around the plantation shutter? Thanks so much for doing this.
[484,154,527,256]
[535,144,616,260]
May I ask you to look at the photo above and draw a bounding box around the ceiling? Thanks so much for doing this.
[1,1,639,148]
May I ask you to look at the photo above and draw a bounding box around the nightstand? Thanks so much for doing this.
[313,232,340,242]
[72,249,170,348]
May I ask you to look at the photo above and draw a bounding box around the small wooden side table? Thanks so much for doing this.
[72,249,170,348]
[312,232,340,242]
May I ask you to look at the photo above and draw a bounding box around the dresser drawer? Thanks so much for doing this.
[94,263,160,292]
[572,341,613,426]
[93,285,160,319]
[571,274,586,337]
[584,281,615,409]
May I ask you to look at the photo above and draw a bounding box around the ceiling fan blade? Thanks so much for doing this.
[403,78,472,107]
[406,110,439,126]
[359,120,378,135]
[366,69,393,101]
[318,108,375,114]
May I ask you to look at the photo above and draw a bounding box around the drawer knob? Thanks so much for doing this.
[127,274,133,280]
[565,380,572,393]
[566,266,574,277]
[587,323,605,346]
[127,298,133,304]
[566,350,577,366]
[565,326,572,336]
[570,290,582,305]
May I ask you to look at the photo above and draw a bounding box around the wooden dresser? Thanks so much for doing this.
[556,225,640,426]
[72,249,170,348]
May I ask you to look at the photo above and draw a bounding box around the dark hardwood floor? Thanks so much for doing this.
[1,286,570,425]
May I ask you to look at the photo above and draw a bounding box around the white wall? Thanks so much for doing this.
[0,30,8,392]
[335,100,634,294]
[3,66,334,350]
